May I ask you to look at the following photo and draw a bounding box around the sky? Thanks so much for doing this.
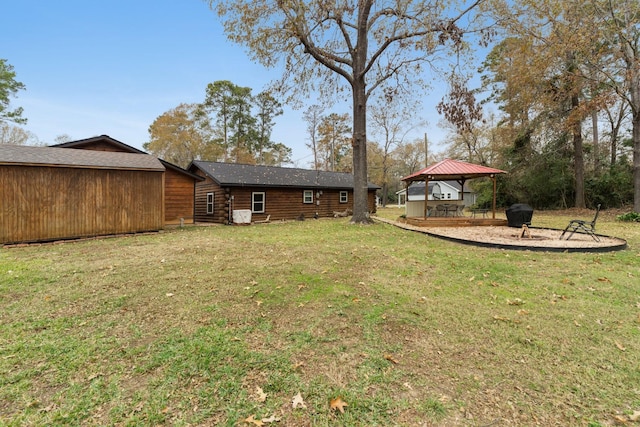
[3,0,453,167]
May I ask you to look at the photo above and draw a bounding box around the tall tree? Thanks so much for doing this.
[144,103,221,168]
[483,1,611,208]
[203,80,254,161]
[254,91,284,163]
[369,94,422,206]
[209,0,488,223]
[0,59,27,125]
[317,113,352,172]
[587,0,640,212]
[394,139,428,177]
[303,104,324,170]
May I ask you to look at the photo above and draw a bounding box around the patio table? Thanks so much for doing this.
[471,208,489,218]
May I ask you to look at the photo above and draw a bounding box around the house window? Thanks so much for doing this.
[303,190,313,204]
[340,191,348,203]
[206,192,214,215]
[252,192,265,213]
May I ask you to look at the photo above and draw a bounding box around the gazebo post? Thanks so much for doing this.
[423,178,430,218]
[492,174,497,219]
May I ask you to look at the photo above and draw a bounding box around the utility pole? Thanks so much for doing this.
[424,132,429,168]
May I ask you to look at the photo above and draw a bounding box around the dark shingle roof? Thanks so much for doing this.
[191,161,380,190]
[0,145,164,171]
[50,134,146,153]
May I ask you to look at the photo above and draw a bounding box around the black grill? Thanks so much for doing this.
[505,203,533,227]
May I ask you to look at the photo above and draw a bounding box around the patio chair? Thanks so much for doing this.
[559,204,601,242]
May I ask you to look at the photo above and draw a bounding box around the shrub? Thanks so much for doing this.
[616,212,640,222]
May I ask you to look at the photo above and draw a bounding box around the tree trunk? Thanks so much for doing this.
[572,94,586,209]
[350,79,372,223]
[633,108,640,213]
[349,0,373,224]
[630,67,640,213]
[592,110,600,173]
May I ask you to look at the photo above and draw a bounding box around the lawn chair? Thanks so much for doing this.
[559,204,601,242]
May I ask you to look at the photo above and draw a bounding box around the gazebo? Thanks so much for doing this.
[401,159,507,226]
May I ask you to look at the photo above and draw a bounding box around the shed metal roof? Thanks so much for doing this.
[402,159,506,182]
[0,145,165,171]
[190,161,380,190]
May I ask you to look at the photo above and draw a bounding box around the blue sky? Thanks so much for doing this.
[4,0,452,166]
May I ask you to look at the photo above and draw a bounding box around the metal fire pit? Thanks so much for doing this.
[506,203,533,228]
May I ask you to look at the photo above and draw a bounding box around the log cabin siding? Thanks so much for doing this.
[231,187,356,221]
[193,178,377,224]
[193,174,228,223]
[190,162,379,224]
[0,165,164,244]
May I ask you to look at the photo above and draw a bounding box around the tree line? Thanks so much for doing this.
[4,0,639,215]
[144,80,292,168]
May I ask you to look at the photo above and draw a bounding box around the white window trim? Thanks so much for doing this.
[206,192,214,214]
[252,192,266,213]
[303,190,314,204]
[339,191,348,203]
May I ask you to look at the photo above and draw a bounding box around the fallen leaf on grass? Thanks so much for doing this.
[629,410,640,421]
[507,298,525,306]
[255,386,267,402]
[615,341,626,351]
[493,315,510,322]
[292,392,306,409]
[261,415,281,423]
[612,414,627,424]
[598,277,612,283]
[384,353,399,364]
[244,415,264,426]
[330,397,348,413]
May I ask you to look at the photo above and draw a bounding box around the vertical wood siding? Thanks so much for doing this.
[164,169,195,224]
[1,165,163,244]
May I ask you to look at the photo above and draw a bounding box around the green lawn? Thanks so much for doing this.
[1,207,639,426]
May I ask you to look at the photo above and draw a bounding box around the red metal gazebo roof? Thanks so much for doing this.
[401,159,507,182]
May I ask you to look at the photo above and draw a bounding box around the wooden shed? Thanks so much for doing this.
[188,161,380,224]
[0,145,165,244]
[52,135,203,225]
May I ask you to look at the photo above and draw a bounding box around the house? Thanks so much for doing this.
[0,145,165,244]
[188,161,380,223]
[52,135,204,225]
[396,181,477,207]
